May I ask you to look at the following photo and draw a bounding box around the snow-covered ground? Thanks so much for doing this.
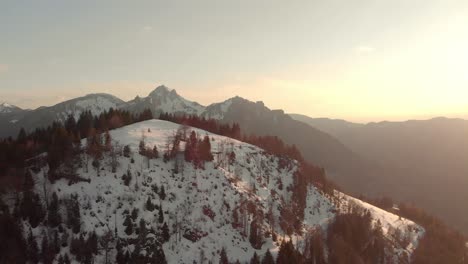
[26,119,424,263]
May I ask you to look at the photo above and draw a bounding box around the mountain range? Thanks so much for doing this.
[2,85,468,235]
[0,86,376,193]
[291,114,468,235]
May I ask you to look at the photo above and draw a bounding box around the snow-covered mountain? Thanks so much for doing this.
[0,94,124,138]
[23,120,423,263]
[0,87,380,207]
[124,85,205,117]
[0,102,23,114]
[47,93,125,122]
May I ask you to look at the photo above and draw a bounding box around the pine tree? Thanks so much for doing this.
[0,213,27,263]
[65,114,77,132]
[17,127,27,143]
[139,218,147,240]
[87,231,98,255]
[146,196,154,211]
[219,247,229,264]
[276,241,300,264]
[48,192,61,227]
[58,255,64,264]
[20,190,45,228]
[158,204,164,224]
[23,170,35,191]
[27,228,39,263]
[116,240,126,264]
[123,145,131,158]
[152,145,159,159]
[249,219,263,249]
[63,253,71,264]
[104,130,112,150]
[261,250,275,264]
[66,196,81,234]
[139,139,146,155]
[131,208,139,221]
[162,222,170,242]
[124,215,133,236]
[53,231,60,255]
[41,235,52,264]
[250,252,260,264]
[159,186,166,200]
[200,135,213,162]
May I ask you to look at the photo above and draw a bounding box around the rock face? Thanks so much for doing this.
[124,85,205,117]
[26,119,423,263]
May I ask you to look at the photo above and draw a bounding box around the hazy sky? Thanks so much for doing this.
[1,0,467,122]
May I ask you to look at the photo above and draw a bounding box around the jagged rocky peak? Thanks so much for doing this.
[149,85,177,98]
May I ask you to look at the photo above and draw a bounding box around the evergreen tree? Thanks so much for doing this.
[249,218,263,249]
[52,231,60,255]
[161,222,170,242]
[87,231,98,256]
[20,190,45,228]
[65,114,77,133]
[200,135,213,162]
[104,130,112,150]
[152,145,159,159]
[146,196,154,211]
[116,240,127,264]
[158,204,164,224]
[124,215,133,236]
[48,192,61,227]
[306,231,326,264]
[23,170,35,191]
[250,252,260,264]
[159,186,166,200]
[0,213,27,264]
[26,228,39,263]
[139,139,146,155]
[131,208,139,221]
[63,253,71,264]
[276,241,300,264]
[123,145,131,158]
[41,235,52,264]
[139,218,148,240]
[219,247,229,264]
[17,127,27,144]
[148,245,167,264]
[261,250,275,264]
[66,196,81,234]
[57,255,64,264]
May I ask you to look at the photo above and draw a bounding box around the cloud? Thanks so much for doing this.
[0,64,9,73]
[355,45,375,54]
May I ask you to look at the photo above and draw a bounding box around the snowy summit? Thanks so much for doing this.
[23,119,424,263]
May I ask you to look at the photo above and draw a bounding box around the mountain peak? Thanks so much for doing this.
[149,85,175,97]
[0,102,21,113]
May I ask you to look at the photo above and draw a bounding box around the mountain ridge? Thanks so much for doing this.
[290,113,468,235]
[0,85,382,198]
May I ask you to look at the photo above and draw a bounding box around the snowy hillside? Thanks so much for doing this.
[24,120,423,263]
